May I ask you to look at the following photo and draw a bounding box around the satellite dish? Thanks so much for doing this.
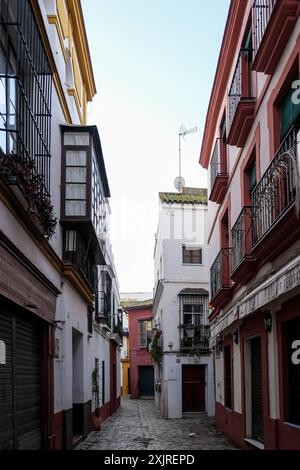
[174,176,185,193]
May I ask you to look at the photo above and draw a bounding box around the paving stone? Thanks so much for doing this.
[77,398,238,450]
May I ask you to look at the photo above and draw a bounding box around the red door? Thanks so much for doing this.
[182,365,205,412]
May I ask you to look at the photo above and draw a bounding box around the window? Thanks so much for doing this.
[247,160,257,194]
[280,85,300,141]
[180,294,209,343]
[91,143,106,240]
[65,230,77,252]
[224,345,232,409]
[65,149,87,216]
[182,300,205,327]
[139,320,152,348]
[182,246,202,264]
[61,128,108,238]
[285,317,300,425]
[0,0,52,194]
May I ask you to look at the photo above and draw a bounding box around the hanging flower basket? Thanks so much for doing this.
[0,151,57,239]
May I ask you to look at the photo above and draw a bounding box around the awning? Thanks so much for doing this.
[210,254,300,340]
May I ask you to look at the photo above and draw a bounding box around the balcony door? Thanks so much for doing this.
[182,365,205,413]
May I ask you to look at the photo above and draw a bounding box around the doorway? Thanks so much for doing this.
[72,329,84,445]
[251,337,264,443]
[182,365,206,412]
[139,366,154,397]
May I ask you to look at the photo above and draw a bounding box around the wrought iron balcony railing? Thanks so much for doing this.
[63,229,96,288]
[231,207,253,272]
[210,248,232,300]
[210,138,228,190]
[228,48,253,130]
[251,126,299,246]
[180,337,210,352]
[252,0,278,61]
[95,290,112,328]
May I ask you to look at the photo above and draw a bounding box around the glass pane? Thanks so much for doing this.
[66,150,87,166]
[65,200,86,216]
[0,129,6,152]
[66,167,86,183]
[64,132,89,146]
[8,77,16,129]
[65,230,77,251]
[66,183,86,199]
[0,77,6,115]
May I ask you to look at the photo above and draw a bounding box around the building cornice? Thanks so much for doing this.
[66,0,97,101]
[199,0,247,169]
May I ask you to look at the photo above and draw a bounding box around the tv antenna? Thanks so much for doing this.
[174,125,197,192]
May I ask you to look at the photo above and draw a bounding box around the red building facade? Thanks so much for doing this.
[125,301,154,399]
[200,0,300,450]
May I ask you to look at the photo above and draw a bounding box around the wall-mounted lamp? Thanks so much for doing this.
[168,341,173,352]
[264,311,272,333]
[233,329,239,345]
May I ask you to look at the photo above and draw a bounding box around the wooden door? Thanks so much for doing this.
[182,365,205,412]
[139,366,154,397]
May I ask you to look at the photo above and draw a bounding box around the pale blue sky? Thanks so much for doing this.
[82,0,230,293]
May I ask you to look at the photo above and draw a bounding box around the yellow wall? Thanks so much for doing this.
[47,0,94,124]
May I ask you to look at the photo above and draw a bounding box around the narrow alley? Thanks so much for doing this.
[77,399,237,451]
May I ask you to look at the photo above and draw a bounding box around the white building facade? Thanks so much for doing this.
[153,188,214,419]
[0,0,122,450]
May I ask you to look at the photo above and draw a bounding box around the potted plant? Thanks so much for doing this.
[0,151,57,239]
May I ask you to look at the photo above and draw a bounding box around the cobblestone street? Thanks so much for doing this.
[78,398,238,450]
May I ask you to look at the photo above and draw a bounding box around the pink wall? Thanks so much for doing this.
[128,306,153,398]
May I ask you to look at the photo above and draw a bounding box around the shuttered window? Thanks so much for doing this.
[182,246,202,264]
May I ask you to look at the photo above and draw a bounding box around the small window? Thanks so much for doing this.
[182,246,202,264]
[139,320,152,348]
[65,230,77,252]
[64,132,90,146]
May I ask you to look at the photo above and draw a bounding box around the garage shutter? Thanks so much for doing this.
[0,305,41,449]
[16,317,41,449]
[0,310,13,450]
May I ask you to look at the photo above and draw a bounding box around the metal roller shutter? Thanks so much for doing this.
[0,303,42,450]
[0,310,13,450]
[16,317,41,450]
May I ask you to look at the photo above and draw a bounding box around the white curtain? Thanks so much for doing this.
[64,132,89,146]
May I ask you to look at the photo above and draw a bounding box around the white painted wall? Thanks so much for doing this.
[153,197,214,418]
